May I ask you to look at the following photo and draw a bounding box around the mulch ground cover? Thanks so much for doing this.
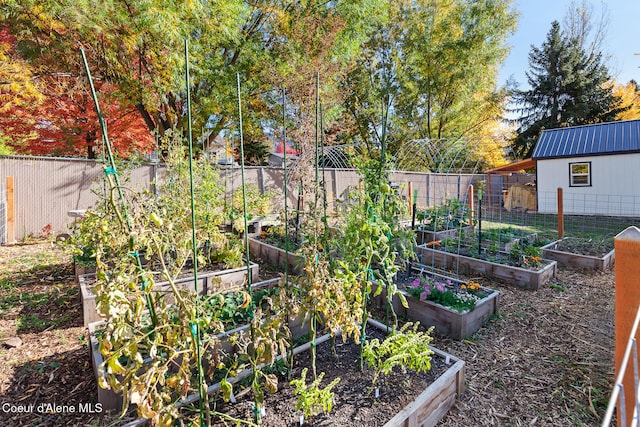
[0,240,614,426]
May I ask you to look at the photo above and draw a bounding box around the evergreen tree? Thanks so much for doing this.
[512,20,623,158]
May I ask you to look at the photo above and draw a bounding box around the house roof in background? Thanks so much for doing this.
[531,119,640,160]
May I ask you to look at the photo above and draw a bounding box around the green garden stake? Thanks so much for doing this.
[80,48,157,329]
[185,39,208,427]
[237,73,261,424]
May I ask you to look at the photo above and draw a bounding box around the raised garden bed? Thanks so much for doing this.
[414,225,472,246]
[106,318,464,426]
[79,262,260,327]
[372,266,500,340]
[87,277,303,412]
[415,245,557,290]
[477,228,538,253]
[541,237,615,271]
[248,236,305,275]
[74,261,96,284]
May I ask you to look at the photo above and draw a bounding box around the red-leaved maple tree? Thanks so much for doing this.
[1,26,154,158]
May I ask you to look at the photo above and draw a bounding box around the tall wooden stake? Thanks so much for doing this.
[614,227,640,426]
[6,176,14,243]
[557,187,564,239]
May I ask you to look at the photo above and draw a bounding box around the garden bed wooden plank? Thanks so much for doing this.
[79,262,260,327]
[372,279,500,340]
[414,226,472,246]
[248,237,304,275]
[384,359,461,427]
[541,238,615,271]
[415,245,556,290]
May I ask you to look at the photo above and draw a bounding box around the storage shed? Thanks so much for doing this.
[532,119,640,216]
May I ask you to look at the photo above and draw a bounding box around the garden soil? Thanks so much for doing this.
[0,241,614,426]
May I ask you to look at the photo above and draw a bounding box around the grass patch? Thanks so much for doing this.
[17,313,74,333]
[0,292,49,311]
[481,208,637,241]
[0,278,17,291]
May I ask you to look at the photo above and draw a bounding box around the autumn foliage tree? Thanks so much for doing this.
[3,0,385,163]
[0,21,154,158]
[4,74,154,157]
[2,1,516,164]
[611,80,640,121]
[341,0,517,167]
[0,25,43,153]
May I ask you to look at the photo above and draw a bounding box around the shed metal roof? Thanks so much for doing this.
[531,119,640,159]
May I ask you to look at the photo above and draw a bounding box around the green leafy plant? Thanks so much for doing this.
[330,156,416,370]
[290,368,340,423]
[416,198,474,232]
[510,243,543,268]
[438,237,458,253]
[259,223,301,253]
[405,276,482,312]
[362,322,434,388]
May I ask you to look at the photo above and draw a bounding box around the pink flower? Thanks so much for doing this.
[412,278,421,288]
[420,290,430,300]
[435,282,446,292]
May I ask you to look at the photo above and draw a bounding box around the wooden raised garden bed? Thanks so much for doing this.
[372,268,500,340]
[87,277,303,412]
[248,236,305,275]
[541,238,615,271]
[73,258,96,285]
[79,262,259,327]
[93,317,464,426]
[414,225,472,246]
[415,245,557,290]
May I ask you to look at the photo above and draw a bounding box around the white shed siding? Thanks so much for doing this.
[537,153,640,216]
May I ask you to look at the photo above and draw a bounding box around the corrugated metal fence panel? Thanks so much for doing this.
[0,156,491,241]
[0,156,156,239]
[0,171,5,245]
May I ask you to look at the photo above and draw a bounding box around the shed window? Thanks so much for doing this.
[569,162,591,187]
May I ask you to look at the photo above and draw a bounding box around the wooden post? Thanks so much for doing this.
[407,181,413,217]
[7,176,15,243]
[614,226,640,427]
[258,167,265,194]
[557,187,564,239]
[467,185,474,226]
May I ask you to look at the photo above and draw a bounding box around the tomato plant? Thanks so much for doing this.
[332,155,416,368]
[73,136,288,425]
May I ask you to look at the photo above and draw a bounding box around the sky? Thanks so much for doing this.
[499,0,640,89]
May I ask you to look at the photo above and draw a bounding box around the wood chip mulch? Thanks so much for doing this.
[0,242,615,426]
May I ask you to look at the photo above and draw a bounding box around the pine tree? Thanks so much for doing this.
[512,21,623,158]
